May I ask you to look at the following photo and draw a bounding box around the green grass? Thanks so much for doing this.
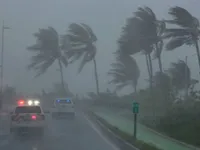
[92,112,162,150]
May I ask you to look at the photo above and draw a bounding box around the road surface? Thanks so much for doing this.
[0,111,119,150]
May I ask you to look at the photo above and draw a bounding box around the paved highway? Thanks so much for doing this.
[0,111,119,150]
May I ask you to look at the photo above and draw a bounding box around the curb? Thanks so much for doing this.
[98,107,200,150]
[140,124,200,150]
[86,111,139,150]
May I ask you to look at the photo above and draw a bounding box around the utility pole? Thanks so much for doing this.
[0,21,10,109]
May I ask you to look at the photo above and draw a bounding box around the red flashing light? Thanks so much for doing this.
[31,115,36,120]
[18,100,25,106]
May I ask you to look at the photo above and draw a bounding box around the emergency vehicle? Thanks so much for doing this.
[10,99,46,136]
[51,98,75,119]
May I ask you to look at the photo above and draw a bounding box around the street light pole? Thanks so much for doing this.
[1,21,5,94]
[0,21,10,108]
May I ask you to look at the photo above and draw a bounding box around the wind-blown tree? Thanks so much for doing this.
[118,15,153,88]
[164,6,200,72]
[168,60,191,98]
[108,54,140,93]
[152,72,173,106]
[118,7,165,89]
[27,27,68,92]
[64,23,100,95]
[134,7,166,73]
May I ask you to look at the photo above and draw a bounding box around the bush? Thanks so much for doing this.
[154,101,200,147]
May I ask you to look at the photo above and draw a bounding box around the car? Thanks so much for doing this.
[51,98,75,119]
[10,100,46,137]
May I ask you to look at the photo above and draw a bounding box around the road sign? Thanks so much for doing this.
[132,102,139,139]
[132,102,139,114]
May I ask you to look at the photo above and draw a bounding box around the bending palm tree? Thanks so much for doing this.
[65,23,100,95]
[134,7,166,73]
[168,60,191,90]
[108,54,140,93]
[118,9,154,88]
[168,60,191,99]
[27,27,68,93]
[164,6,200,72]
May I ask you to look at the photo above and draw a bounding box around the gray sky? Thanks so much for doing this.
[0,0,199,95]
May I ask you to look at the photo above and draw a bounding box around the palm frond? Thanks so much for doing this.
[165,37,189,50]
[80,23,97,42]
[163,28,191,39]
[27,27,68,76]
[29,56,56,77]
[168,6,197,28]
[66,23,97,73]
[68,23,91,44]
[108,54,140,91]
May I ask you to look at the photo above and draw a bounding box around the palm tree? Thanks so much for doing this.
[27,27,68,92]
[134,7,166,73]
[118,7,165,90]
[108,54,140,93]
[118,15,153,88]
[168,60,191,99]
[164,6,200,72]
[64,23,100,95]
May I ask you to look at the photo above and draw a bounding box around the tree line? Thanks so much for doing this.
[27,6,200,99]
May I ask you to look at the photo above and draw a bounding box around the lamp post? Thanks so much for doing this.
[0,21,10,108]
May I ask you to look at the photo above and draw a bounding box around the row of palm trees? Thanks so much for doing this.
[27,24,99,95]
[109,6,200,95]
[27,6,200,96]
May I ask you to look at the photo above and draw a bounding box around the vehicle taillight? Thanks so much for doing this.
[31,115,37,120]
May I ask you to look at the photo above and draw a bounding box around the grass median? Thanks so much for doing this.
[92,111,162,150]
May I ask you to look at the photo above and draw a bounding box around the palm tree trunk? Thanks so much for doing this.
[145,54,151,79]
[134,84,137,93]
[156,44,163,73]
[194,40,200,74]
[93,58,100,95]
[158,56,163,73]
[147,53,153,89]
[58,59,65,93]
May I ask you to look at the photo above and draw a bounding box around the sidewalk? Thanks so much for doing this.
[92,107,199,150]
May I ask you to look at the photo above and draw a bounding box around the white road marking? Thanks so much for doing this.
[83,115,120,150]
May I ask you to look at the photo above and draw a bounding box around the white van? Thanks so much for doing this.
[51,98,75,119]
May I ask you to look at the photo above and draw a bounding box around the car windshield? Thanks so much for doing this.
[15,106,41,113]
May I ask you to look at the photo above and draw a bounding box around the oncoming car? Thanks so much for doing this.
[10,100,46,136]
[52,98,75,119]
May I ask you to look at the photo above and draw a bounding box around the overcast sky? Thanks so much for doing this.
[0,0,199,95]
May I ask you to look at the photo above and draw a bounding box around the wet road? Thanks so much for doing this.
[1,111,119,150]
